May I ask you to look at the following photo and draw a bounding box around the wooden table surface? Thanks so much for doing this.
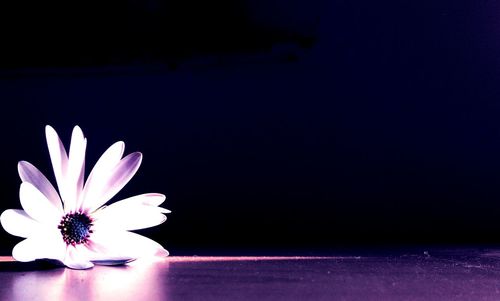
[1,251,500,300]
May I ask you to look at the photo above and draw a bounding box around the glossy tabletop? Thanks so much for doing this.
[2,251,500,300]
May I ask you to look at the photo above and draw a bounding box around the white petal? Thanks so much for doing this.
[94,205,167,231]
[81,141,124,210]
[63,246,94,269]
[66,126,87,212]
[108,193,167,208]
[18,161,63,211]
[88,230,168,260]
[12,229,66,262]
[20,182,62,225]
[85,152,142,211]
[93,193,169,231]
[0,209,39,238]
[45,125,69,207]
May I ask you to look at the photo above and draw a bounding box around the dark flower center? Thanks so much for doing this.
[58,212,93,246]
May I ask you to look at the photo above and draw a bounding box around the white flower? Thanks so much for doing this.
[0,125,170,269]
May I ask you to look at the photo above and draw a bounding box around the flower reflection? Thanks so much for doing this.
[8,258,169,301]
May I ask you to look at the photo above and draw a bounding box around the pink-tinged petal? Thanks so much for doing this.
[81,141,124,210]
[18,161,63,212]
[12,229,66,262]
[45,125,69,206]
[63,246,94,270]
[88,230,168,260]
[20,182,62,226]
[100,152,143,204]
[66,126,87,212]
[94,205,167,231]
[0,209,39,238]
[135,193,167,207]
[85,152,142,212]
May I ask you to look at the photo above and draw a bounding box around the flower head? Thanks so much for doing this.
[1,126,169,269]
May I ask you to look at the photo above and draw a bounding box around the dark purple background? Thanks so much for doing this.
[1,0,500,255]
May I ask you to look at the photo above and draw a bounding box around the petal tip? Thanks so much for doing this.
[17,161,28,178]
[72,125,84,139]
[143,193,166,206]
[157,248,169,257]
[17,160,28,166]
[0,209,8,227]
[45,125,56,136]
[114,141,126,157]
[132,152,143,161]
